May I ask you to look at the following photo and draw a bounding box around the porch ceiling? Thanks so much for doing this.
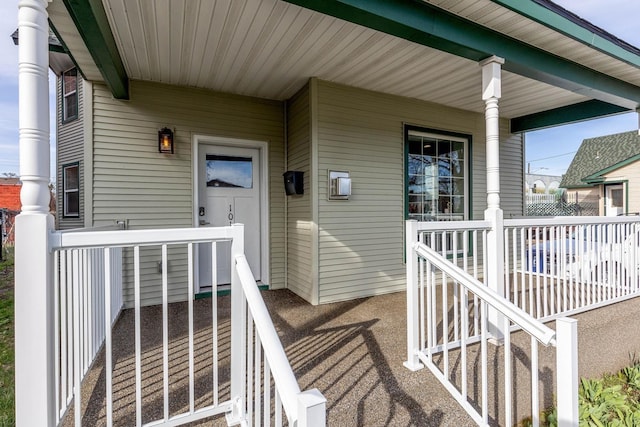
[48,0,640,131]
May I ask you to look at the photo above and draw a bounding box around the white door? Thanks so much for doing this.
[605,184,624,217]
[198,145,261,286]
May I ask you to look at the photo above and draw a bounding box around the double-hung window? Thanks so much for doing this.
[63,163,80,217]
[406,127,469,222]
[62,68,78,122]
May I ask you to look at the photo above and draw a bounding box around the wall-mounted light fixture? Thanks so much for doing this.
[328,170,351,200]
[158,127,174,154]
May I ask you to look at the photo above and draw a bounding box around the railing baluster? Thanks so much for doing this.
[188,243,195,414]
[247,311,254,425]
[531,336,539,427]
[504,315,512,427]
[254,331,261,427]
[275,390,283,427]
[520,227,526,310]
[105,248,113,427]
[162,244,169,422]
[72,250,82,427]
[480,301,488,426]
[212,241,219,406]
[134,246,142,427]
[264,358,271,427]
[453,231,459,342]
[461,282,468,401]
[54,250,61,420]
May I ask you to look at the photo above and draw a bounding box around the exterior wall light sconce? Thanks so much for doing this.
[328,170,351,200]
[158,127,174,154]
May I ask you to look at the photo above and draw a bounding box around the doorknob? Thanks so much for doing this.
[199,219,210,226]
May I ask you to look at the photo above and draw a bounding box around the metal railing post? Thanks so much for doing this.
[228,223,246,424]
[297,389,327,427]
[556,317,578,427]
[404,220,424,371]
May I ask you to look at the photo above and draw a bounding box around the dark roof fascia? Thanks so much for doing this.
[491,0,640,68]
[62,0,129,99]
[511,100,630,133]
[283,0,640,111]
[582,153,640,182]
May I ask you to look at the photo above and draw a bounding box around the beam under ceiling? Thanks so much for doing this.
[61,0,129,99]
[284,0,640,129]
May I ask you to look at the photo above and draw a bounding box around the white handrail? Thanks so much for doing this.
[50,226,237,249]
[414,220,491,232]
[414,242,556,346]
[505,215,640,227]
[235,255,302,422]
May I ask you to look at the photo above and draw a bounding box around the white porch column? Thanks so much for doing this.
[15,0,55,426]
[480,56,506,340]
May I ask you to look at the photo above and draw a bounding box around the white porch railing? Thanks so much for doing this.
[231,255,326,426]
[54,245,123,423]
[504,216,640,320]
[405,220,578,426]
[48,224,325,427]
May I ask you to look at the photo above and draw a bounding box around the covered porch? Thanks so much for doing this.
[14,0,640,426]
[58,287,640,426]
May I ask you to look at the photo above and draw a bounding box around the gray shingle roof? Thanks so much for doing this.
[560,131,640,188]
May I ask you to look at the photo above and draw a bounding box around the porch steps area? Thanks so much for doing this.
[61,290,640,426]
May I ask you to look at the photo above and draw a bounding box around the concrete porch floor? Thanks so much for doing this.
[61,289,640,426]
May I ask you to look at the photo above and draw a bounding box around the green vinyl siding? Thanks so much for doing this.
[57,76,85,230]
[314,80,522,304]
[91,80,285,306]
[285,83,315,302]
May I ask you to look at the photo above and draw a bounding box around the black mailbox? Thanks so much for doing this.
[283,171,304,195]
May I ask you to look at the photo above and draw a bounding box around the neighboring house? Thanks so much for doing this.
[0,178,21,211]
[41,0,640,308]
[0,178,20,245]
[561,131,640,216]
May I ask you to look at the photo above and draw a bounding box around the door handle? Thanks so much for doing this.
[199,219,210,226]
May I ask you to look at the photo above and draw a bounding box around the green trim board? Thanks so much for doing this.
[195,284,269,299]
[283,0,640,109]
[510,100,630,133]
[62,0,129,99]
[583,154,640,183]
[490,0,640,68]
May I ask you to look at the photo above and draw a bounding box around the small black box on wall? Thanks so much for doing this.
[283,171,304,195]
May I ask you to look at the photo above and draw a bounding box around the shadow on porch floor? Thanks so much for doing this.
[61,289,640,426]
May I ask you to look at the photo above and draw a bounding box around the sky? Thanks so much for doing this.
[0,1,639,181]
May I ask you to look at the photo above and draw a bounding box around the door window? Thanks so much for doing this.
[206,155,253,188]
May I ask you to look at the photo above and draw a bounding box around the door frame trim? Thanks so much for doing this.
[192,134,270,292]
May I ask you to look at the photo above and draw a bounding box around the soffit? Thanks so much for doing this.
[87,0,595,119]
[48,0,102,81]
[426,0,640,87]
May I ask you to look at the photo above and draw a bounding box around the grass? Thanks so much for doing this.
[0,248,14,427]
